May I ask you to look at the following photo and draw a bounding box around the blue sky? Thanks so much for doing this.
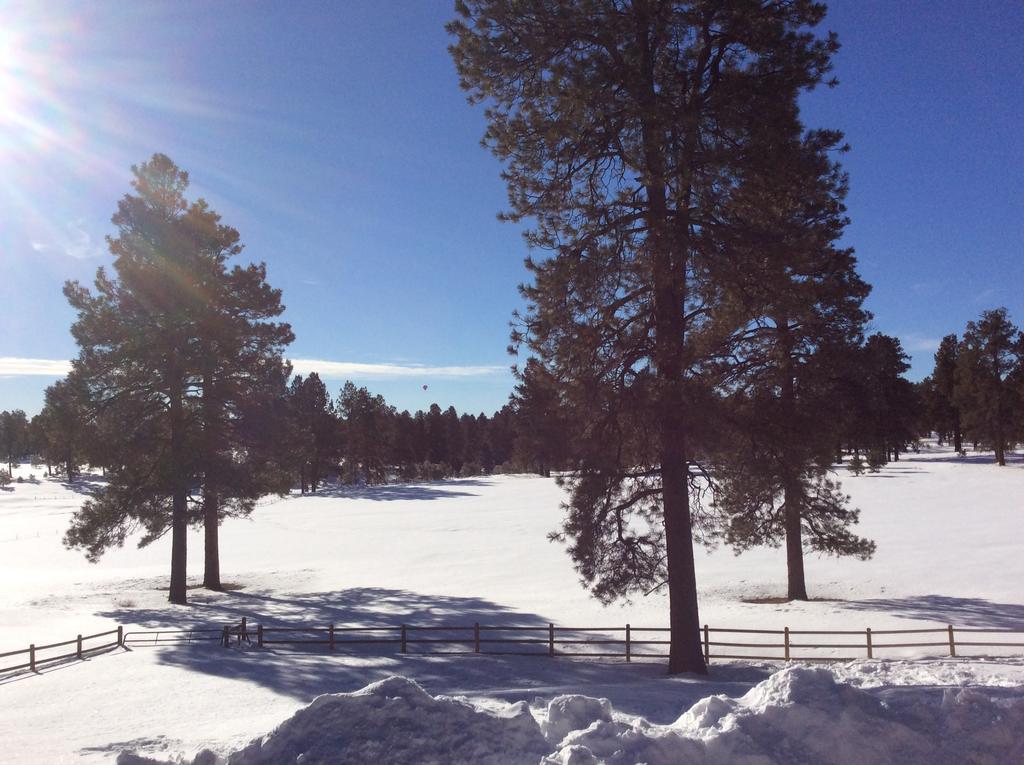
[1,0,1021,416]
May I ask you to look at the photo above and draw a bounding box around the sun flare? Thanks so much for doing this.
[0,27,23,118]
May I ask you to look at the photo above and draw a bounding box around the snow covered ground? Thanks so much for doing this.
[2,443,1023,763]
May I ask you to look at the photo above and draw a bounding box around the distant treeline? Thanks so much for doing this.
[916,308,1024,467]
[1,382,527,486]
[9,308,1022,497]
[4,326,941,491]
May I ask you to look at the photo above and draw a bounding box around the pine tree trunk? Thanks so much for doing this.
[784,486,809,600]
[775,318,809,601]
[662,438,706,674]
[651,205,705,673]
[652,252,705,671]
[201,370,223,591]
[631,3,706,674]
[203,492,222,590]
[168,372,188,605]
[953,410,962,452]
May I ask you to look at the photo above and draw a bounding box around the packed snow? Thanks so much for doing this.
[2,443,1023,763]
[115,668,1024,765]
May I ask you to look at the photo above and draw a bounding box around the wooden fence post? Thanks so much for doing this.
[257,624,264,648]
[240,617,247,645]
[703,624,710,664]
[625,624,631,663]
[29,644,35,672]
[77,634,83,660]
[784,627,790,661]
[328,624,335,651]
[948,625,956,657]
[401,625,407,654]
[474,623,480,654]
[221,626,229,647]
[866,628,873,659]
[548,623,555,657]
[117,626,124,647]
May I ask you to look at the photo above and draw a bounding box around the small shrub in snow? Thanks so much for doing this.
[867,450,885,472]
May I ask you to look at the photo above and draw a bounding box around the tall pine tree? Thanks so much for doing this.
[0,410,29,474]
[63,154,292,603]
[928,334,962,450]
[955,309,1022,465]
[451,0,841,673]
[711,104,874,600]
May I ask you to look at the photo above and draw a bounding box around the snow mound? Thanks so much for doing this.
[547,666,1024,765]
[120,668,1024,765]
[118,675,549,765]
[541,695,613,745]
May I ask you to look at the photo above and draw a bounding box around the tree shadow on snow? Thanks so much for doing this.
[307,479,491,502]
[95,586,770,721]
[902,452,1022,466]
[60,472,108,495]
[843,595,1024,630]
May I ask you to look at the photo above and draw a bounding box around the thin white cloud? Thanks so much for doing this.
[0,357,504,380]
[62,220,104,260]
[901,335,942,353]
[28,220,105,261]
[0,358,73,376]
[290,359,505,379]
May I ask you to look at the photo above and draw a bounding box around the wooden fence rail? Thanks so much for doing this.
[6,621,1024,678]
[123,621,1024,664]
[0,627,122,674]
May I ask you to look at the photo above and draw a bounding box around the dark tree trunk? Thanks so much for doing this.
[168,372,188,605]
[201,370,223,591]
[776,319,808,601]
[634,1,706,675]
[953,409,963,452]
[203,492,222,590]
[661,436,706,674]
[784,485,808,600]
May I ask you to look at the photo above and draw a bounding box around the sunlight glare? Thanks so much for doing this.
[0,27,24,122]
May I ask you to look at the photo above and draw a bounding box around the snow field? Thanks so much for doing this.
[1,443,1023,762]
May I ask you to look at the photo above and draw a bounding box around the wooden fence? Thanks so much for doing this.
[0,627,123,674]
[5,621,1022,677]
[126,619,1024,663]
